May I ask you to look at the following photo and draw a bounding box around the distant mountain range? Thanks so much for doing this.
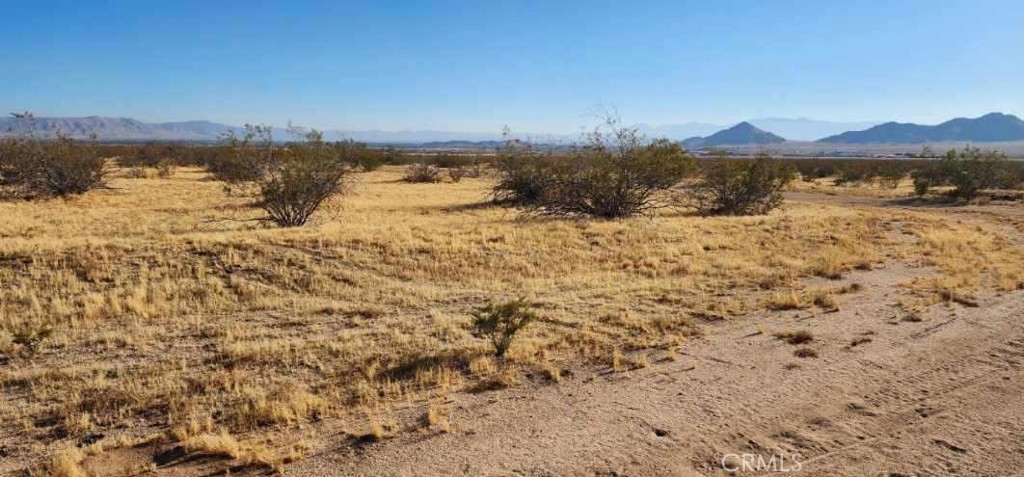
[637,119,882,141]
[682,122,786,148]
[2,113,1022,146]
[817,113,1024,144]
[0,116,523,143]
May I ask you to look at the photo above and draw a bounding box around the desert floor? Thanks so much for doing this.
[1,167,1022,476]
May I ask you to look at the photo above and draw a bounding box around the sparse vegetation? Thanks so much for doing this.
[793,347,818,358]
[495,120,696,218]
[1,150,1022,475]
[775,330,814,345]
[492,137,554,206]
[471,298,538,358]
[692,153,796,216]
[403,162,442,183]
[912,146,1013,199]
[0,120,108,198]
[255,130,349,227]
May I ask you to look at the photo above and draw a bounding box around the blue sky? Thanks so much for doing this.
[2,0,1022,133]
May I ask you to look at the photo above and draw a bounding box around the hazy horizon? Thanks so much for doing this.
[3,0,1022,133]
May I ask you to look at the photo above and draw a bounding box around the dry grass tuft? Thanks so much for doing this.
[775,330,814,345]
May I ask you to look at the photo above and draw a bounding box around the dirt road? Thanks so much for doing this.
[288,270,1023,476]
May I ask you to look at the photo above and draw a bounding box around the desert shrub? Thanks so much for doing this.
[492,139,554,206]
[156,160,175,178]
[471,298,538,358]
[913,147,1011,199]
[22,135,107,197]
[911,165,945,196]
[1002,161,1024,189]
[332,140,383,171]
[11,322,53,356]
[875,162,906,188]
[833,163,877,186]
[496,120,695,218]
[381,146,409,165]
[691,153,796,216]
[448,166,468,183]
[403,162,442,183]
[255,130,349,227]
[207,125,277,186]
[118,143,164,168]
[0,120,107,198]
[0,138,27,185]
[433,153,476,169]
[544,138,694,218]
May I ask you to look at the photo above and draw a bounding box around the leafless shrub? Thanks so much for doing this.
[448,166,468,183]
[403,162,442,183]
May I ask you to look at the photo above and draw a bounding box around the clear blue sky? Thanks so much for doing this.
[2,0,1021,133]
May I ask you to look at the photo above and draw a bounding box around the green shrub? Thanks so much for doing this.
[912,147,1011,199]
[471,298,538,358]
[27,135,107,197]
[492,139,554,206]
[495,120,696,218]
[940,147,1009,199]
[207,124,278,186]
[875,162,906,188]
[256,130,349,227]
[692,153,796,216]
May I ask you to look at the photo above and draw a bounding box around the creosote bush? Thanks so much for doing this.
[255,130,350,227]
[492,138,554,206]
[207,124,278,187]
[691,153,796,216]
[912,146,1012,199]
[494,120,696,218]
[403,162,442,183]
[448,166,468,183]
[471,298,538,358]
[0,131,108,198]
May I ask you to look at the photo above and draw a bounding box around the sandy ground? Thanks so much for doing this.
[286,277,1024,476]
[282,194,1024,477]
[9,190,1023,476]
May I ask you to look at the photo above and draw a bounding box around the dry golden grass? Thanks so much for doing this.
[1,166,1022,474]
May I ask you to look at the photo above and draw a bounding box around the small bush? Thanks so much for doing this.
[912,147,1011,199]
[495,120,696,218]
[793,347,818,358]
[875,162,906,188]
[208,124,277,186]
[332,140,382,171]
[774,330,813,345]
[11,322,53,356]
[403,162,442,183]
[471,298,538,358]
[5,133,108,197]
[448,166,468,183]
[492,139,554,206]
[692,153,796,216]
[940,147,1010,199]
[256,130,349,227]
[433,153,476,169]
[156,160,175,178]
[118,143,164,168]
